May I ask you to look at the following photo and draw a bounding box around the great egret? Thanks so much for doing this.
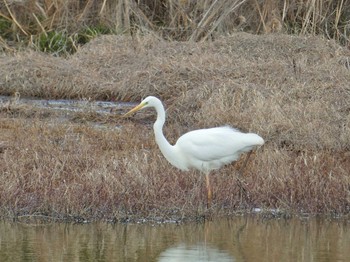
[123,96,264,207]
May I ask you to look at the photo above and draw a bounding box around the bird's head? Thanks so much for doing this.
[123,96,160,117]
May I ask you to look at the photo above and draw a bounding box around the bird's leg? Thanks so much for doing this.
[236,151,253,203]
[205,173,212,209]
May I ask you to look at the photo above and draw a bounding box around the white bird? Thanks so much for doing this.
[123,96,264,207]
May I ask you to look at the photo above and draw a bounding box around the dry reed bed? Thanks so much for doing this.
[0,0,349,45]
[0,33,350,221]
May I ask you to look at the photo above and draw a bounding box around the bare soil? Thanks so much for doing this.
[0,33,350,222]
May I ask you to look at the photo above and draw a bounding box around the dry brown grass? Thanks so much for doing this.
[0,114,218,221]
[0,33,350,221]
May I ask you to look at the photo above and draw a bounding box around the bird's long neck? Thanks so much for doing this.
[153,103,176,161]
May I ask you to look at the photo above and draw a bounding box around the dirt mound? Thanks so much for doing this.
[0,51,106,99]
[1,33,348,100]
[70,33,349,100]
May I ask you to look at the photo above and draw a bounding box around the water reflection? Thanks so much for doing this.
[158,244,235,261]
[0,216,349,262]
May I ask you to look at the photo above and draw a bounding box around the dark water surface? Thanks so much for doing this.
[0,216,349,262]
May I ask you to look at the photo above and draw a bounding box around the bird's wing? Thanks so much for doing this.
[175,126,259,162]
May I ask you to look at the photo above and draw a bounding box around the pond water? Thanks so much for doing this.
[1,216,349,262]
[0,95,135,115]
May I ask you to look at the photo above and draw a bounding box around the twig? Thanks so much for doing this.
[3,0,28,36]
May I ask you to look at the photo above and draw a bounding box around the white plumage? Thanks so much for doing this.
[174,126,263,173]
[123,96,264,207]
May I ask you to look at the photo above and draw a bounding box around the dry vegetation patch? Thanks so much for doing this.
[0,33,350,221]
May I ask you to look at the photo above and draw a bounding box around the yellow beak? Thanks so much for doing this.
[123,102,146,117]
